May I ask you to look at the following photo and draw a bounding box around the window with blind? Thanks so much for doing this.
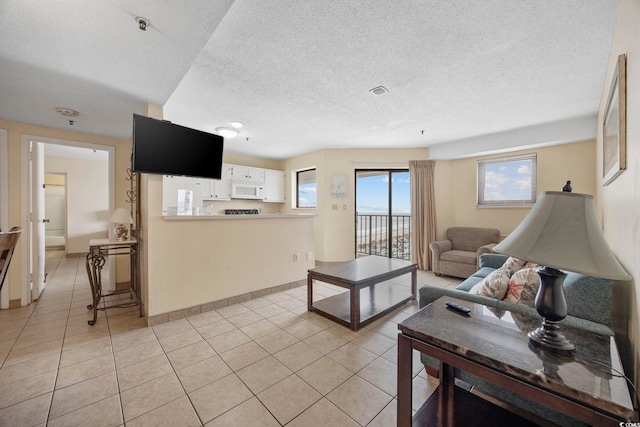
[477,154,537,207]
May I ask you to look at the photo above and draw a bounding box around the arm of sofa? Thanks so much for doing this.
[429,240,452,274]
[418,284,614,336]
[477,243,497,257]
[419,285,503,310]
[478,253,508,269]
[429,240,452,257]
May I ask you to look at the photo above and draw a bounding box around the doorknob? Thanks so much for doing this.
[42,219,50,223]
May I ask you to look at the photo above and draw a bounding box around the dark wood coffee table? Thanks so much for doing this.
[307,255,417,331]
[397,297,637,426]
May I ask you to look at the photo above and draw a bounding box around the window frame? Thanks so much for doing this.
[477,153,537,207]
[295,168,317,209]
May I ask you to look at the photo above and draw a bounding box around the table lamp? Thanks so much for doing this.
[493,191,631,355]
[108,208,134,241]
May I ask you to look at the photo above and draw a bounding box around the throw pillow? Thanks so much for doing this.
[469,265,510,299]
[503,268,540,306]
[503,256,527,275]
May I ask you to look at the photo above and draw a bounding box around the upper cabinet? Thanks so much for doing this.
[163,164,285,211]
[263,169,286,203]
[203,164,231,200]
[228,165,265,183]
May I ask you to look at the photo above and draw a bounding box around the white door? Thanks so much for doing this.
[31,142,46,300]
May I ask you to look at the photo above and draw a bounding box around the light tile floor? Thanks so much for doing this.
[0,250,462,426]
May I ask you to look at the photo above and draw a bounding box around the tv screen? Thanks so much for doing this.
[132,114,224,180]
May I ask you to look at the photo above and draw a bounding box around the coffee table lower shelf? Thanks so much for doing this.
[413,383,538,427]
[310,282,412,330]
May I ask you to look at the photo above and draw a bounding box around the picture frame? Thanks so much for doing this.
[331,175,347,198]
[602,53,627,186]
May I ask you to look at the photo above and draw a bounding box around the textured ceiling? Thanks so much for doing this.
[0,1,619,160]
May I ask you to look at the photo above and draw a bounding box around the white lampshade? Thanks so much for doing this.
[494,191,631,280]
[108,208,133,224]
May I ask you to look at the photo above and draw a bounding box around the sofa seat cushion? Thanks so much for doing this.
[456,276,483,292]
[440,250,476,265]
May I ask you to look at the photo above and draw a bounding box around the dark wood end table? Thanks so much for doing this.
[307,255,417,330]
[397,297,637,426]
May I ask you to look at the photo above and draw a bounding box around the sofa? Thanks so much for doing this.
[418,253,614,426]
[429,227,500,279]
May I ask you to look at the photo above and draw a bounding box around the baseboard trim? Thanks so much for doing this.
[146,279,307,327]
[9,299,21,308]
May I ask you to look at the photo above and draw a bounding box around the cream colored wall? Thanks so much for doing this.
[282,147,429,262]
[142,173,314,317]
[434,140,597,239]
[45,155,109,254]
[596,0,640,386]
[0,119,130,304]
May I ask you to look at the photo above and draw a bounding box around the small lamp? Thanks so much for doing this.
[108,208,134,241]
[493,191,631,355]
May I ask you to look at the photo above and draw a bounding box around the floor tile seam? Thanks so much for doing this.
[102,310,133,427]
[0,380,54,412]
[0,293,70,369]
[0,350,62,376]
[353,367,397,399]
[191,377,255,426]
[46,391,120,424]
[128,393,201,427]
[249,371,324,426]
[298,364,356,398]
[166,349,217,375]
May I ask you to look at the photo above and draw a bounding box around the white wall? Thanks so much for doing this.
[596,0,640,386]
[45,155,108,253]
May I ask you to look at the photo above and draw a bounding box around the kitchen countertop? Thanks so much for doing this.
[162,213,316,220]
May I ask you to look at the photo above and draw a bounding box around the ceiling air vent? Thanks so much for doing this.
[369,86,388,96]
[55,107,80,117]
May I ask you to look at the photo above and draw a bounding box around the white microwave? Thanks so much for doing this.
[231,182,265,200]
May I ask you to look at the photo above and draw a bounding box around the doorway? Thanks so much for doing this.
[355,169,411,260]
[20,136,115,304]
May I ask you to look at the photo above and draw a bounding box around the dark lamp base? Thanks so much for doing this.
[529,267,576,356]
[528,319,575,355]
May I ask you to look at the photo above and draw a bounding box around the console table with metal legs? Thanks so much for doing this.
[85,238,141,325]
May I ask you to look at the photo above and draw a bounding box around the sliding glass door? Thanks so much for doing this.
[355,169,410,259]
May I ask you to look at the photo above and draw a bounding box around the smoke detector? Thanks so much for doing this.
[369,86,388,96]
[55,107,79,117]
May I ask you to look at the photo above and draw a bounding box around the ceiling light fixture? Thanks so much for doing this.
[215,127,239,138]
[369,86,388,96]
[229,121,244,129]
[134,16,150,31]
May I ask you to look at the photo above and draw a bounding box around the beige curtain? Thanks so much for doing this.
[409,160,436,270]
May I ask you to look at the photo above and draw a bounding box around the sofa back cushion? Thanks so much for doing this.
[447,227,500,252]
[563,272,612,327]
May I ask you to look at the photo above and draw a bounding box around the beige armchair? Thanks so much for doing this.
[430,227,500,278]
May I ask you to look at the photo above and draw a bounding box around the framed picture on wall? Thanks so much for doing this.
[602,53,627,186]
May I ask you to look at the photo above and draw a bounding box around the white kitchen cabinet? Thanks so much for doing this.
[203,164,231,200]
[263,169,286,203]
[228,164,265,182]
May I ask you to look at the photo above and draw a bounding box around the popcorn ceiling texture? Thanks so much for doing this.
[0,0,619,159]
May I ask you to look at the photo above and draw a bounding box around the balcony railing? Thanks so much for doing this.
[356,214,411,260]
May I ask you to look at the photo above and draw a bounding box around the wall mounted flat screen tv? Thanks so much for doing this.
[132,114,224,180]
